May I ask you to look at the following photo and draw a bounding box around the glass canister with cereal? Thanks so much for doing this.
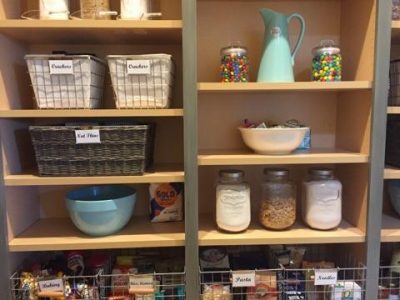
[302,168,342,230]
[259,168,296,230]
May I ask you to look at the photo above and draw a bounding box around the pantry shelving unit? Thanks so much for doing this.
[0,0,394,299]
[0,0,192,298]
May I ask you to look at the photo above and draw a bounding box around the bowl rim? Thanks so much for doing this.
[66,185,136,202]
[238,126,310,131]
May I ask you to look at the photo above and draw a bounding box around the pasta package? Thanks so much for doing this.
[150,183,184,222]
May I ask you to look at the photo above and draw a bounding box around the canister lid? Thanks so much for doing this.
[219,169,244,179]
[312,40,340,56]
[264,168,289,177]
[220,43,248,56]
[309,168,333,176]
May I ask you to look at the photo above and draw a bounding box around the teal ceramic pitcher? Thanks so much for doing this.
[257,8,305,82]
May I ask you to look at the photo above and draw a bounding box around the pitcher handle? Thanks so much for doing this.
[287,13,306,66]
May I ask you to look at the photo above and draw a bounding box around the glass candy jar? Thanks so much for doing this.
[220,44,249,83]
[216,169,251,233]
[302,168,342,230]
[312,40,342,82]
[259,169,296,230]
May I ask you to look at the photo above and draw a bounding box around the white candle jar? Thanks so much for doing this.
[121,0,149,20]
[302,168,342,230]
[40,0,69,20]
[216,169,251,233]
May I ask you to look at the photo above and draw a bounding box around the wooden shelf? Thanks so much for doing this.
[0,109,184,118]
[197,82,373,93]
[4,165,184,186]
[198,149,369,166]
[9,217,185,252]
[384,166,400,179]
[381,213,400,242]
[392,21,400,43]
[0,20,182,44]
[199,215,365,246]
[388,106,400,114]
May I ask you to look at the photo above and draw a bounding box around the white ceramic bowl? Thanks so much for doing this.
[238,127,309,155]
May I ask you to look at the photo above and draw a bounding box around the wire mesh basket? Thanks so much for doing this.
[107,54,175,109]
[378,266,400,299]
[25,54,106,109]
[100,271,185,299]
[10,271,101,300]
[29,124,155,176]
[200,264,366,300]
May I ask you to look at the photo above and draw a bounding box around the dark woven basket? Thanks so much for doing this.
[30,125,155,176]
[386,120,400,168]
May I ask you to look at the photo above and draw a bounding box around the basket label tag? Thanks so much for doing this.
[75,129,101,144]
[49,60,74,75]
[314,269,338,286]
[127,60,151,75]
[232,271,256,287]
[38,278,64,292]
[129,275,154,289]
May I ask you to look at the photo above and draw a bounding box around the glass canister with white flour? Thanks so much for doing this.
[216,169,251,233]
[302,168,342,230]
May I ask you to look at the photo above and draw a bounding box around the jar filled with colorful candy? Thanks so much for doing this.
[312,40,342,82]
[220,44,249,82]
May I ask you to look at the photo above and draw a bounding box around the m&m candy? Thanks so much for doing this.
[312,40,342,82]
[220,44,249,82]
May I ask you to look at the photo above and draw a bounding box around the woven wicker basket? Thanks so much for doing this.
[30,124,155,176]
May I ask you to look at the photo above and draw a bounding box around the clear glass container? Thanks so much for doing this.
[302,168,342,230]
[259,168,296,230]
[80,0,111,19]
[312,40,342,82]
[220,43,249,83]
[216,169,251,233]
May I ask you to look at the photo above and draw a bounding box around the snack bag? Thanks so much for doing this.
[150,183,184,222]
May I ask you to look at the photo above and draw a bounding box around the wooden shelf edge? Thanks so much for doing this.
[9,217,185,252]
[0,19,183,29]
[0,109,184,118]
[4,166,184,186]
[197,81,373,93]
[388,106,400,114]
[199,217,365,246]
[381,213,400,242]
[384,166,400,179]
[198,149,369,166]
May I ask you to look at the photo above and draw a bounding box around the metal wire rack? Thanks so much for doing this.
[200,265,366,299]
[10,271,101,300]
[100,270,185,299]
[107,54,175,109]
[378,266,400,299]
[25,54,106,109]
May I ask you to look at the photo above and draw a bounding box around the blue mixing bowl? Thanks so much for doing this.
[66,185,136,236]
[388,180,400,217]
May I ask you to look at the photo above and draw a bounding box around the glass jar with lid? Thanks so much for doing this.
[80,0,112,19]
[312,40,342,82]
[259,168,296,230]
[302,168,342,230]
[220,43,250,83]
[216,169,251,233]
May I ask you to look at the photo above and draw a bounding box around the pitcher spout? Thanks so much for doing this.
[259,8,281,24]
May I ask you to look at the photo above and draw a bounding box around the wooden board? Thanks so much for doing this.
[384,166,400,179]
[9,217,185,252]
[388,106,400,114]
[198,82,372,93]
[392,21,400,44]
[0,109,184,118]
[4,164,184,186]
[381,213,400,242]
[198,149,369,166]
[0,20,182,44]
[199,215,365,246]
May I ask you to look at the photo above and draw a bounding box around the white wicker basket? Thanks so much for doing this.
[25,54,106,109]
[107,54,175,109]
